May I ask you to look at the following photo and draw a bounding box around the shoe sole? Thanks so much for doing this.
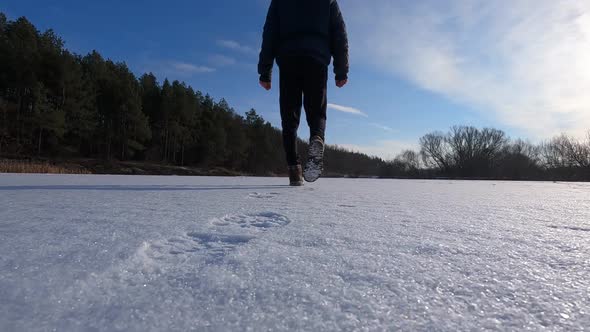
[304,139,324,182]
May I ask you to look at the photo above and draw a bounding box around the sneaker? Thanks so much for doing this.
[303,136,325,182]
[288,165,304,186]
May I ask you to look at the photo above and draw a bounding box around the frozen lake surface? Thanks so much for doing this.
[1,174,589,331]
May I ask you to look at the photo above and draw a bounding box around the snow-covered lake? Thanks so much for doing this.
[1,174,589,331]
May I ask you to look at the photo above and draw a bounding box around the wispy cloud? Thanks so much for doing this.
[343,0,590,138]
[370,123,397,133]
[208,54,237,67]
[141,60,215,79]
[328,103,368,117]
[170,61,215,74]
[3,10,13,20]
[337,140,418,160]
[217,39,257,55]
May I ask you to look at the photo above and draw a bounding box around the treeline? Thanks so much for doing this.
[0,13,384,176]
[381,126,590,181]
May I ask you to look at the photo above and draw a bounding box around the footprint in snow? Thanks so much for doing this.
[147,212,290,262]
[167,233,257,262]
[547,225,590,232]
[248,192,281,199]
[211,212,291,229]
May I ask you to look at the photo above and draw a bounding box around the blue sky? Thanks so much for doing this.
[3,0,589,159]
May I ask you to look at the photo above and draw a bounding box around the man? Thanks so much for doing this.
[258,0,349,186]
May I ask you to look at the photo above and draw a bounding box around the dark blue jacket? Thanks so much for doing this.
[258,0,349,82]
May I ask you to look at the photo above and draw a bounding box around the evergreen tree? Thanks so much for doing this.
[62,51,97,156]
[4,17,40,151]
[32,83,65,155]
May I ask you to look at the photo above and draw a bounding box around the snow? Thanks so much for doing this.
[1,174,589,331]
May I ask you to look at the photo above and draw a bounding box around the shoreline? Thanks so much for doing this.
[1,158,589,183]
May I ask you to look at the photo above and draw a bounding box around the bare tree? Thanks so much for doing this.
[542,136,569,168]
[509,139,541,163]
[394,149,421,173]
[441,126,507,175]
[419,132,451,171]
[541,134,590,169]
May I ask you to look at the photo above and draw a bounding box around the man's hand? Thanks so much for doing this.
[259,81,272,91]
[336,79,348,88]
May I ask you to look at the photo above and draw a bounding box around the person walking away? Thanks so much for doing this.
[258,0,349,186]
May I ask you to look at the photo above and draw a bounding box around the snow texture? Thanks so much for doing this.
[1,174,589,331]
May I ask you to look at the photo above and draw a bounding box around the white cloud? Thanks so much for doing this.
[217,39,257,55]
[336,140,418,161]
[141,60,215,79]
[342,0,590,138]
[2,11,13,20]
[369,123,397,133]
[328,103,368,117]
[209,54,237,67]
[170,62,215,74]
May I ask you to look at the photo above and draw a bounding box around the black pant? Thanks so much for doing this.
[278,56,328,166]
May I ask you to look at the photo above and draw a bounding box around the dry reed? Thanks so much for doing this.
[0,159,90,174]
